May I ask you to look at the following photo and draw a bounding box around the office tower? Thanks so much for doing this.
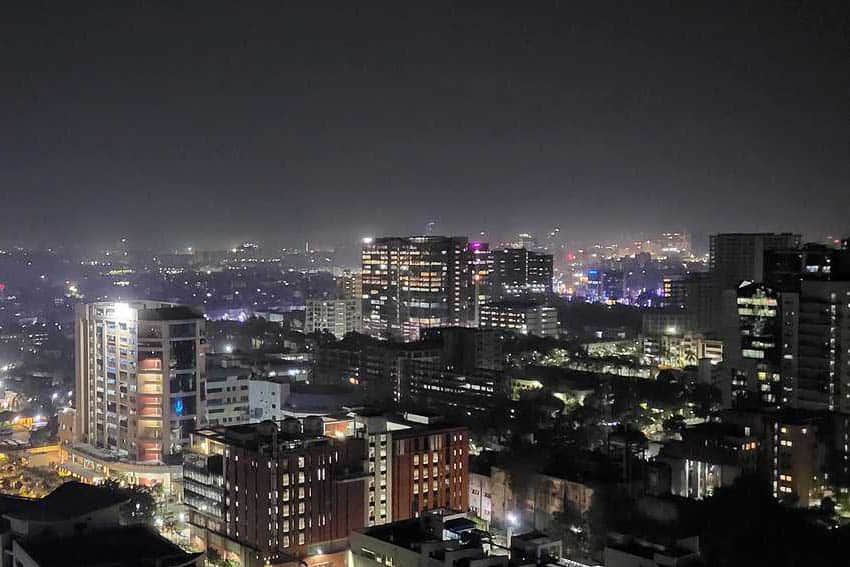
[656,232,691,256]
[478,301,558,338]
[709,233,801,331]
[304,298,362,339]
[728,243,850,412]
[362,340,442,403]
[585,268,603,302]
[335,269,363,299]
[184,418,367,566]
[74,301,205,462]
[602,269,624,303]
[491,248,553,299]
[361,236,471,341]
[710,233,802,290]
[467,241,493,326]
[729,283,789,407]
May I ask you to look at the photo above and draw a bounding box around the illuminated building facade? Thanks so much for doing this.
[643,333,724,368]
[735,283,784,406]
[335,269,363,300]
[184,418,367,567]
[795,281,850,412]
[361,236,471,341]
[398,359,500,415]
[491,248,553,299]
[710,232,802,331]
[304,298,362,339]
[479,301,558,338]
[467,241,493,326]
[75,301,206,463]
[389,423,469,521]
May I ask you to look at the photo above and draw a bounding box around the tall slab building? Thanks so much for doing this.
[361,236,471,341]
[75,300,206,462]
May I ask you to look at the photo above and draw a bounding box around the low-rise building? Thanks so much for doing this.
[58,442,182,496]
[350,510,508,567]
[479,302,558,338]
[0,481,201,567]
[604,534,700,567]
[488,465,596,532]
[643,333,723,368]
[468,470,492,528]
[656,422,758,500]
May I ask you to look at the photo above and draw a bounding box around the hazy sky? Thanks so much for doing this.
[1,1,848,250]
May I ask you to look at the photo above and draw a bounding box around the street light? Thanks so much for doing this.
[506,512,519,549]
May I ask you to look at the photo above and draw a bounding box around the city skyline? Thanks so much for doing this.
[1,3,850,565]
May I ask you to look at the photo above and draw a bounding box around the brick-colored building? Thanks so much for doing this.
[390,424,469,520]
[185,418,367,567]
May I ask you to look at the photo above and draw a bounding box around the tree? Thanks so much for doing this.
[662,414,686,435]
[99,479,158,524]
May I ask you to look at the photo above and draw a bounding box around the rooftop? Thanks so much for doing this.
[138,304,204,321]
[17,524,202,567]
[0,481,128,522]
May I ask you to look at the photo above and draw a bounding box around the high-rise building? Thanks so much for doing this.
[491,248,553,299]
[710,233,802,291]
[74,301,205,463]
[727,243,850,412]
[185,418,367,567]
[796,280,850,412]
[361,236,471,341]
[729,282,788,407]
[710,233,801,331]
[388,421,469,521]
[335,269,362,300]
[305,298,362,339]
[467,241,493,326]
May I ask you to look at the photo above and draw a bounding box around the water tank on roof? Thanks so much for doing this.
[281,417,302,435]
[303,415,324,436]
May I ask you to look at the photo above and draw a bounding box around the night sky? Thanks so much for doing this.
[1,2,848,250]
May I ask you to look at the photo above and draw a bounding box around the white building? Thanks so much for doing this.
[74,301,205,463]
[205,355,251,426]
[469,471,492,527]
[247,376,291,421]
[304,298,361,339]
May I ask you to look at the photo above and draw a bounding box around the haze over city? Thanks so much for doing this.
[2,2,848,250]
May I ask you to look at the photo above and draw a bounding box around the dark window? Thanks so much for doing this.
[170,340,196,371]
[170,373,196,393]
[170,322,197,338]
